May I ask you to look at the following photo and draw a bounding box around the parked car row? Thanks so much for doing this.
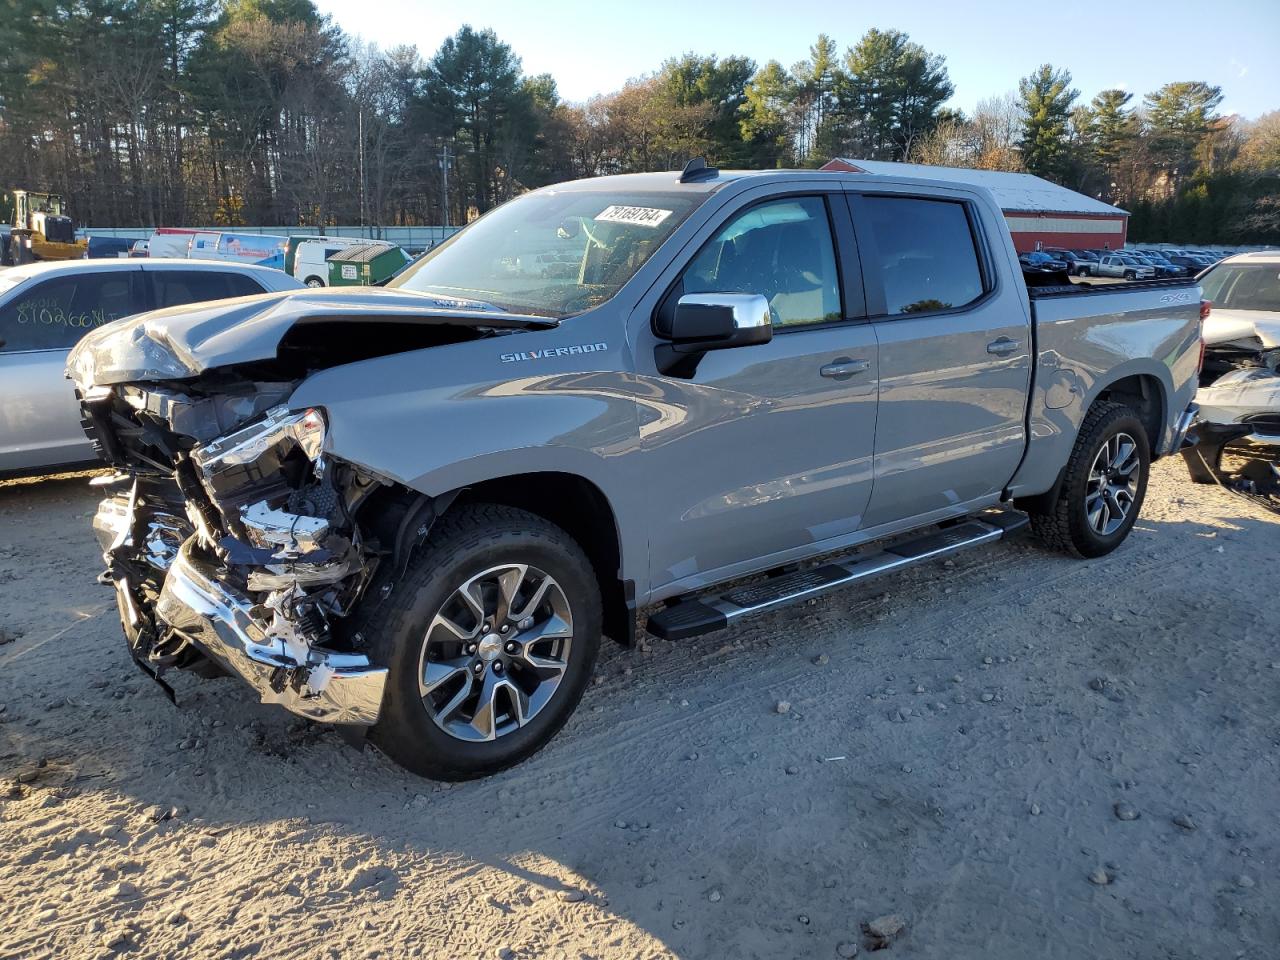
[1018,246,1241,282]
[1019,248,1157,282]
[115,230,409,288]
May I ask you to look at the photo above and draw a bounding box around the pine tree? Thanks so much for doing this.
[1018,64,1078,180]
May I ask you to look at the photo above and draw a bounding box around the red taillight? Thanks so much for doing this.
[1200,299,1212,321]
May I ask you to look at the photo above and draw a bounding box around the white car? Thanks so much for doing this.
[0,259,303,477]
[1199,251,1280,358]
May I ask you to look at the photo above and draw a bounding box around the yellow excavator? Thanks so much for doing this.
[3,189,88,265]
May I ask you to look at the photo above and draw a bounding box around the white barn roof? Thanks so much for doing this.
[824,158,1127,217]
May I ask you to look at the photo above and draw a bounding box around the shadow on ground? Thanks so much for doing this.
[1,465,1277,959]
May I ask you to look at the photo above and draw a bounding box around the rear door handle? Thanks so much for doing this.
[987,337,1021,356]
[820,357,871,380]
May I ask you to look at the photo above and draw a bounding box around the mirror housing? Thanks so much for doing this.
[654,293,773,377]
[666,293,772,353]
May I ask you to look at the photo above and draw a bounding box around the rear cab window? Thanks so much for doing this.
[852,195,987,317]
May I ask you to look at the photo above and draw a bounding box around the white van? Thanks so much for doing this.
[290,237,395,287]
[187,232,287,269]
[146,228,200,259]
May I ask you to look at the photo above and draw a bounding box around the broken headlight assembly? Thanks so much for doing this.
[187,405,337,558]
[193,405,327,489]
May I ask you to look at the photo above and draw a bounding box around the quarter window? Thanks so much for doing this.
[0,272,140,352]
[680,196,842,328]
[859,196,985,317]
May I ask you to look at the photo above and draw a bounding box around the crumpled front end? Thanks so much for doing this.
[85,382,390,726]
[1183,329,1280,498]
[67,289,554,731]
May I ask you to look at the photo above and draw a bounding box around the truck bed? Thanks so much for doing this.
[1005,275,1203,500]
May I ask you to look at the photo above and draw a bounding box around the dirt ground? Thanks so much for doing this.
[0,461,1276,960]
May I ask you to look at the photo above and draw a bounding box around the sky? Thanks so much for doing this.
[313,0,1279,120]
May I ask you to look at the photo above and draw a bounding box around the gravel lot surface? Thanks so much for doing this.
[0,461,1276,960]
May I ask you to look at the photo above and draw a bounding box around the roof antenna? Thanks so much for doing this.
[679,157,719,183]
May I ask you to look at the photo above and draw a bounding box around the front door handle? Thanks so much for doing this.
[987,337,1021,356]
[820,357,871,380]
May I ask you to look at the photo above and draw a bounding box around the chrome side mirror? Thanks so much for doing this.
[655,292,773,377]
[667,293,772,352]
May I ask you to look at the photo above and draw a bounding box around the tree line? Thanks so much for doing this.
[2,0,1276,242]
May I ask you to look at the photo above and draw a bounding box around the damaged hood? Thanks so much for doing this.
[1202,308,1280,350]
[67,287,556,389]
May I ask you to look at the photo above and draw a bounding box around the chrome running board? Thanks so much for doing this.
[646,510,1029,640]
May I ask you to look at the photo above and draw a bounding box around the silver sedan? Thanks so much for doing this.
[0,258,303,476]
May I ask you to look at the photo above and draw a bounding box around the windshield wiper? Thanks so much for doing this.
[402,287,507,313]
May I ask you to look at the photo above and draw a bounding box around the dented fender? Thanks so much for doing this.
[288,322,650,593]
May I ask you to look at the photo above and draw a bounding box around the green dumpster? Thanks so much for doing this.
[326,243,412,286]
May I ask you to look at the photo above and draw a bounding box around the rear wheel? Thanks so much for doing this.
[305,277,324,288]
[1028,402,1150,558]
[367,504,601,780]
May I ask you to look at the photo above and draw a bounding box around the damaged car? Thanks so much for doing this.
[1182,252,1280,503]
[70,165,1201,780]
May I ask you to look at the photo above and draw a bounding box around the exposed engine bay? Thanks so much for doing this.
[70,294,553,727]
[84,379,400,724]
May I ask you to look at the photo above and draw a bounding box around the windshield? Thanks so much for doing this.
[390,189,702,317]
[1199,264,1280,312]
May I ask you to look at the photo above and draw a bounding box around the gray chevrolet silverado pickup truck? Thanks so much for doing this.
[68,164,1202,779]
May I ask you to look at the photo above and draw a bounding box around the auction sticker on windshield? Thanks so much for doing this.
[595,205,673,228]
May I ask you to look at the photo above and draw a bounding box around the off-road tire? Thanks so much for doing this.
[367,503,602,780]
[1028,402,1150,558]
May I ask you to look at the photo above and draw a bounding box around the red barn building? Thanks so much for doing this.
[821,158,1128,253]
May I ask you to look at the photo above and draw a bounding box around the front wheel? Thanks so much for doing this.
[1027,402,1150,558]
[1123,270,1136,280]
[305,277,325,288]
[367,504,602,780]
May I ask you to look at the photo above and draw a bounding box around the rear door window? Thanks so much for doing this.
[0,271,141,352]
[152,270,266,308]
[854,196,986,317]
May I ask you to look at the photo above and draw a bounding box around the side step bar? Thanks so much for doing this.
[646,510,1030,641]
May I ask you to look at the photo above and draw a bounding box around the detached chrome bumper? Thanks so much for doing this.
[155,540,387,726]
